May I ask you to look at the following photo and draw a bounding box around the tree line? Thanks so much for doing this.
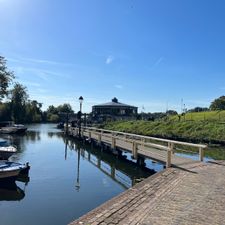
[0,56,73,123]
[1,55,225,124]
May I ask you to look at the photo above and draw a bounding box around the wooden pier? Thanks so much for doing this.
[67,127,207,168]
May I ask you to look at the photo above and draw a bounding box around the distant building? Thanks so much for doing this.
[92,97,138,122]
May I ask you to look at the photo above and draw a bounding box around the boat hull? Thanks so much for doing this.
[0,146,17,160]
[0,161,30,179]
[0,169,20,179]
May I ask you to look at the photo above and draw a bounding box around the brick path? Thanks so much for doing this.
[69,161,225,225]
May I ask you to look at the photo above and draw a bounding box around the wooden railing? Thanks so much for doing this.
[67,126,207,168]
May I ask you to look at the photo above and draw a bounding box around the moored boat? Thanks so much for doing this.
[0,138,8,146]
[0,127,18,134]
[0,121,27,134]
[0,146,17,160]
[0,161,30,179]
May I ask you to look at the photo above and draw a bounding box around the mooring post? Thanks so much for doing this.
[199,147,204,161]
[111,133,116,149]
[132,141,138,159]
[141,137,145,146]
[168,142,175,154]
[166,147,172,168]
[98,131,102,145]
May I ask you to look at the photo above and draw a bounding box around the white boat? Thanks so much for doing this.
[0,121,27,134]
[0,127,18,134]
[0,146,17,160]
[0,161,30,179]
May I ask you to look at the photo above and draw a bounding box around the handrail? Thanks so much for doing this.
[81,126,207,149]
[68,126,207,167]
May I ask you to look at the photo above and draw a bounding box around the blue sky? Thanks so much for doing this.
[0,0,225,113]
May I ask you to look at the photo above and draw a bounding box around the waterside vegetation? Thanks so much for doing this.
[103,111,225,145]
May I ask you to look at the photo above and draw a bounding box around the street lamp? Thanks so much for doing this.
[78,96,84,138]
[79,96,84,112]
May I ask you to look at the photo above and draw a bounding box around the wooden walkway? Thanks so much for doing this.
[69,160,225,225]
[67,127,207,168]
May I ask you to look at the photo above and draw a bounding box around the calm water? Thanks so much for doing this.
[0,124,158,225]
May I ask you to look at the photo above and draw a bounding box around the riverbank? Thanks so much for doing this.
[102,120,225,145]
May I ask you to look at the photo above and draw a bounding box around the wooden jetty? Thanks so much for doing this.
[67,126,207,168]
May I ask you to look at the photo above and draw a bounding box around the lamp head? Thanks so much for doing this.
[79,96,84,104]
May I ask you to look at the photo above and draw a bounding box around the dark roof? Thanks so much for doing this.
[93,101,137,108]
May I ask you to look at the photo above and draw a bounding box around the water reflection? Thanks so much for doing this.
[0,178,29,201]
[66,138,156,189]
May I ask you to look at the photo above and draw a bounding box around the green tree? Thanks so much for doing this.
[25,100,43,122]
[0,56,15,100]
[0,102,11,121]
[210,96,225,110]
[10,83,28,123]
[57,103,74,113]
[47,105,58,114]
[48,114,59,122]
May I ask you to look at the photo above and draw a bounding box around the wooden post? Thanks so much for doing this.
[168,142,175,154]
[111,133,116,149]
[132,141,138,159]
[166,148,172,168]
[88,131,91,139]
[199,147,204,161]
[142,138,145,146]
[98,131,102,144]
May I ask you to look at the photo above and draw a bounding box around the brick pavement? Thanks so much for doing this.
[69,161,225,225]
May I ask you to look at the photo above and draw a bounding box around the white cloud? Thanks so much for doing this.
[105,55,114,64]
[149,57,164,70]
[114,84,123,89]
[8,56,74,67]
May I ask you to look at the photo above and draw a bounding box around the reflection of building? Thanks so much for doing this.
[92,97,138,122]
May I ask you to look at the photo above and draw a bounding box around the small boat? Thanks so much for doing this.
[57,122,64,129]
[0,121,27,134]
[0,161,30,179]
[0,127,18,134]
[0,146,17,160]
[13,124,28,134]
[0,138,8,146]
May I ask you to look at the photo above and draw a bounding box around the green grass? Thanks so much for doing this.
[103,119,225,144]
[171,110,225,122]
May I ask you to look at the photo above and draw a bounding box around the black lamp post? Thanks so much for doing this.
[78,96,83,138]
[79,96,83,112]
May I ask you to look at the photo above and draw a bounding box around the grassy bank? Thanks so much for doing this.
[103,120,225,144]
[171,110,225,122]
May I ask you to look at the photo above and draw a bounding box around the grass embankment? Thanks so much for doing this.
[103,118,225,145]
[171,110,225,122]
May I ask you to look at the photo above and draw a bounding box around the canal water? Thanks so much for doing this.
[0,124,159,225]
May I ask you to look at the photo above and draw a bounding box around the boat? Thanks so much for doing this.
[13,124,28,134]
[0,161,30,179]
[57,122,64,129]
[0,126,18,134]
[0,121,27,134]
[0,138,8,146]
[0,146,17,160]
